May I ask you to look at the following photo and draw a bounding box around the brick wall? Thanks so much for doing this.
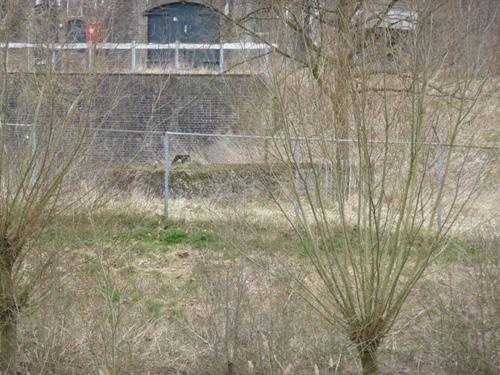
[5,72,268,163]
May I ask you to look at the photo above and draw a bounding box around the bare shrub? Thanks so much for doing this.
[210,1,498,373]
[421,230,499,373]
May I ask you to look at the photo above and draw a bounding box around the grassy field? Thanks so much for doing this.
[15,192,499,375]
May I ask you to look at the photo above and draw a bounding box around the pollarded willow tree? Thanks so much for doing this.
[209,0,497,373]
[0,1,125,373]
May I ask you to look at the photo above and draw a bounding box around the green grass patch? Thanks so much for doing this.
[130,291,145,303]
[120,225,214,254]
[439,241,480,263]
[44,207,216,255]
[188,229,213,248]
[163,228,189,246]
[110,290,121,303]
[146,298,165,319]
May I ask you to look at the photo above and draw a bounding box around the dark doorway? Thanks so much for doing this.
[67,19,87,43]
[147,2,220,68]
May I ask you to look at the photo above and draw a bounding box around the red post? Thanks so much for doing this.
[85,22,103,44]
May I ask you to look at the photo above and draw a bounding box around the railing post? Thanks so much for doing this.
[264,46,270,75]
[219,43,224,74]
[131,40,137,73]
[5,46,8,71]
[27,37,31,68]
[436,145,444,232]
[88,43,93,70]
[163,132,170,220]
[294,138,302,221]
[51,43,56,68]
[175,40,180,73]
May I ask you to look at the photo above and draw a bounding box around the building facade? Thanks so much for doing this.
[2,1,497,165]
[14,0,268,72]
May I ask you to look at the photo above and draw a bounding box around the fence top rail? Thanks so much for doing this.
[0,42,274,51]
[163,131,499,151]
[3,124,497,151]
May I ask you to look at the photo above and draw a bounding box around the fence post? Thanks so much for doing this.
[294,138,302,221]
[31,125,37,187]
[131,40,137,73]
[163,132,170,220]
[219,43,224,74]
[436,145,444,232]
[175,40,180,73]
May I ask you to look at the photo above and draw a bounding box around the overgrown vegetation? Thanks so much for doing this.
[1,0,498,374]
[9,197,498,373]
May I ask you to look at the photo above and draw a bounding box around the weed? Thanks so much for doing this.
[188,230,213,248]
[163,228,189,246]
[146,299,165,320]
[111,290,121,303]
[130,291,144,303]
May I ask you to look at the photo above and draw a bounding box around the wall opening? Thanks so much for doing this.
[146,2,221,68]
[67,19,86,43]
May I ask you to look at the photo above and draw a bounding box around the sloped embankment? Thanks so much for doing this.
[112,162,290,198]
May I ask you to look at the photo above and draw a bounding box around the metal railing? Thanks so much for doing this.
[0,41,272,74]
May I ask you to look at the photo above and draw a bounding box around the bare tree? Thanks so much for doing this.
[0,2,115,372]
[209,0,406,197]
[210,1,497,373]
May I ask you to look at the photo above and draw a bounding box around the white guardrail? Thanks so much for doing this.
[0,42,273,73]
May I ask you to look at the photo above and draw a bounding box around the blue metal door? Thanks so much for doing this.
[147,2,220,68]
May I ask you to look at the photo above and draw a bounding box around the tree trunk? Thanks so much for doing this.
[359,349,378,375]
[0,308,18,375]
[332,0,354,201]
[0,267,18,375]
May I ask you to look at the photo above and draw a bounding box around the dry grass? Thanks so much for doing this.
[9,190,498,374]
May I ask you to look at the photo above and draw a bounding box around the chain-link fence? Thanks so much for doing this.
[2,124,498,230]
[161,132,498,229]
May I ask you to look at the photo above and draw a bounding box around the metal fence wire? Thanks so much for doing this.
[2,124,498,230]
[161,131,497,227]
